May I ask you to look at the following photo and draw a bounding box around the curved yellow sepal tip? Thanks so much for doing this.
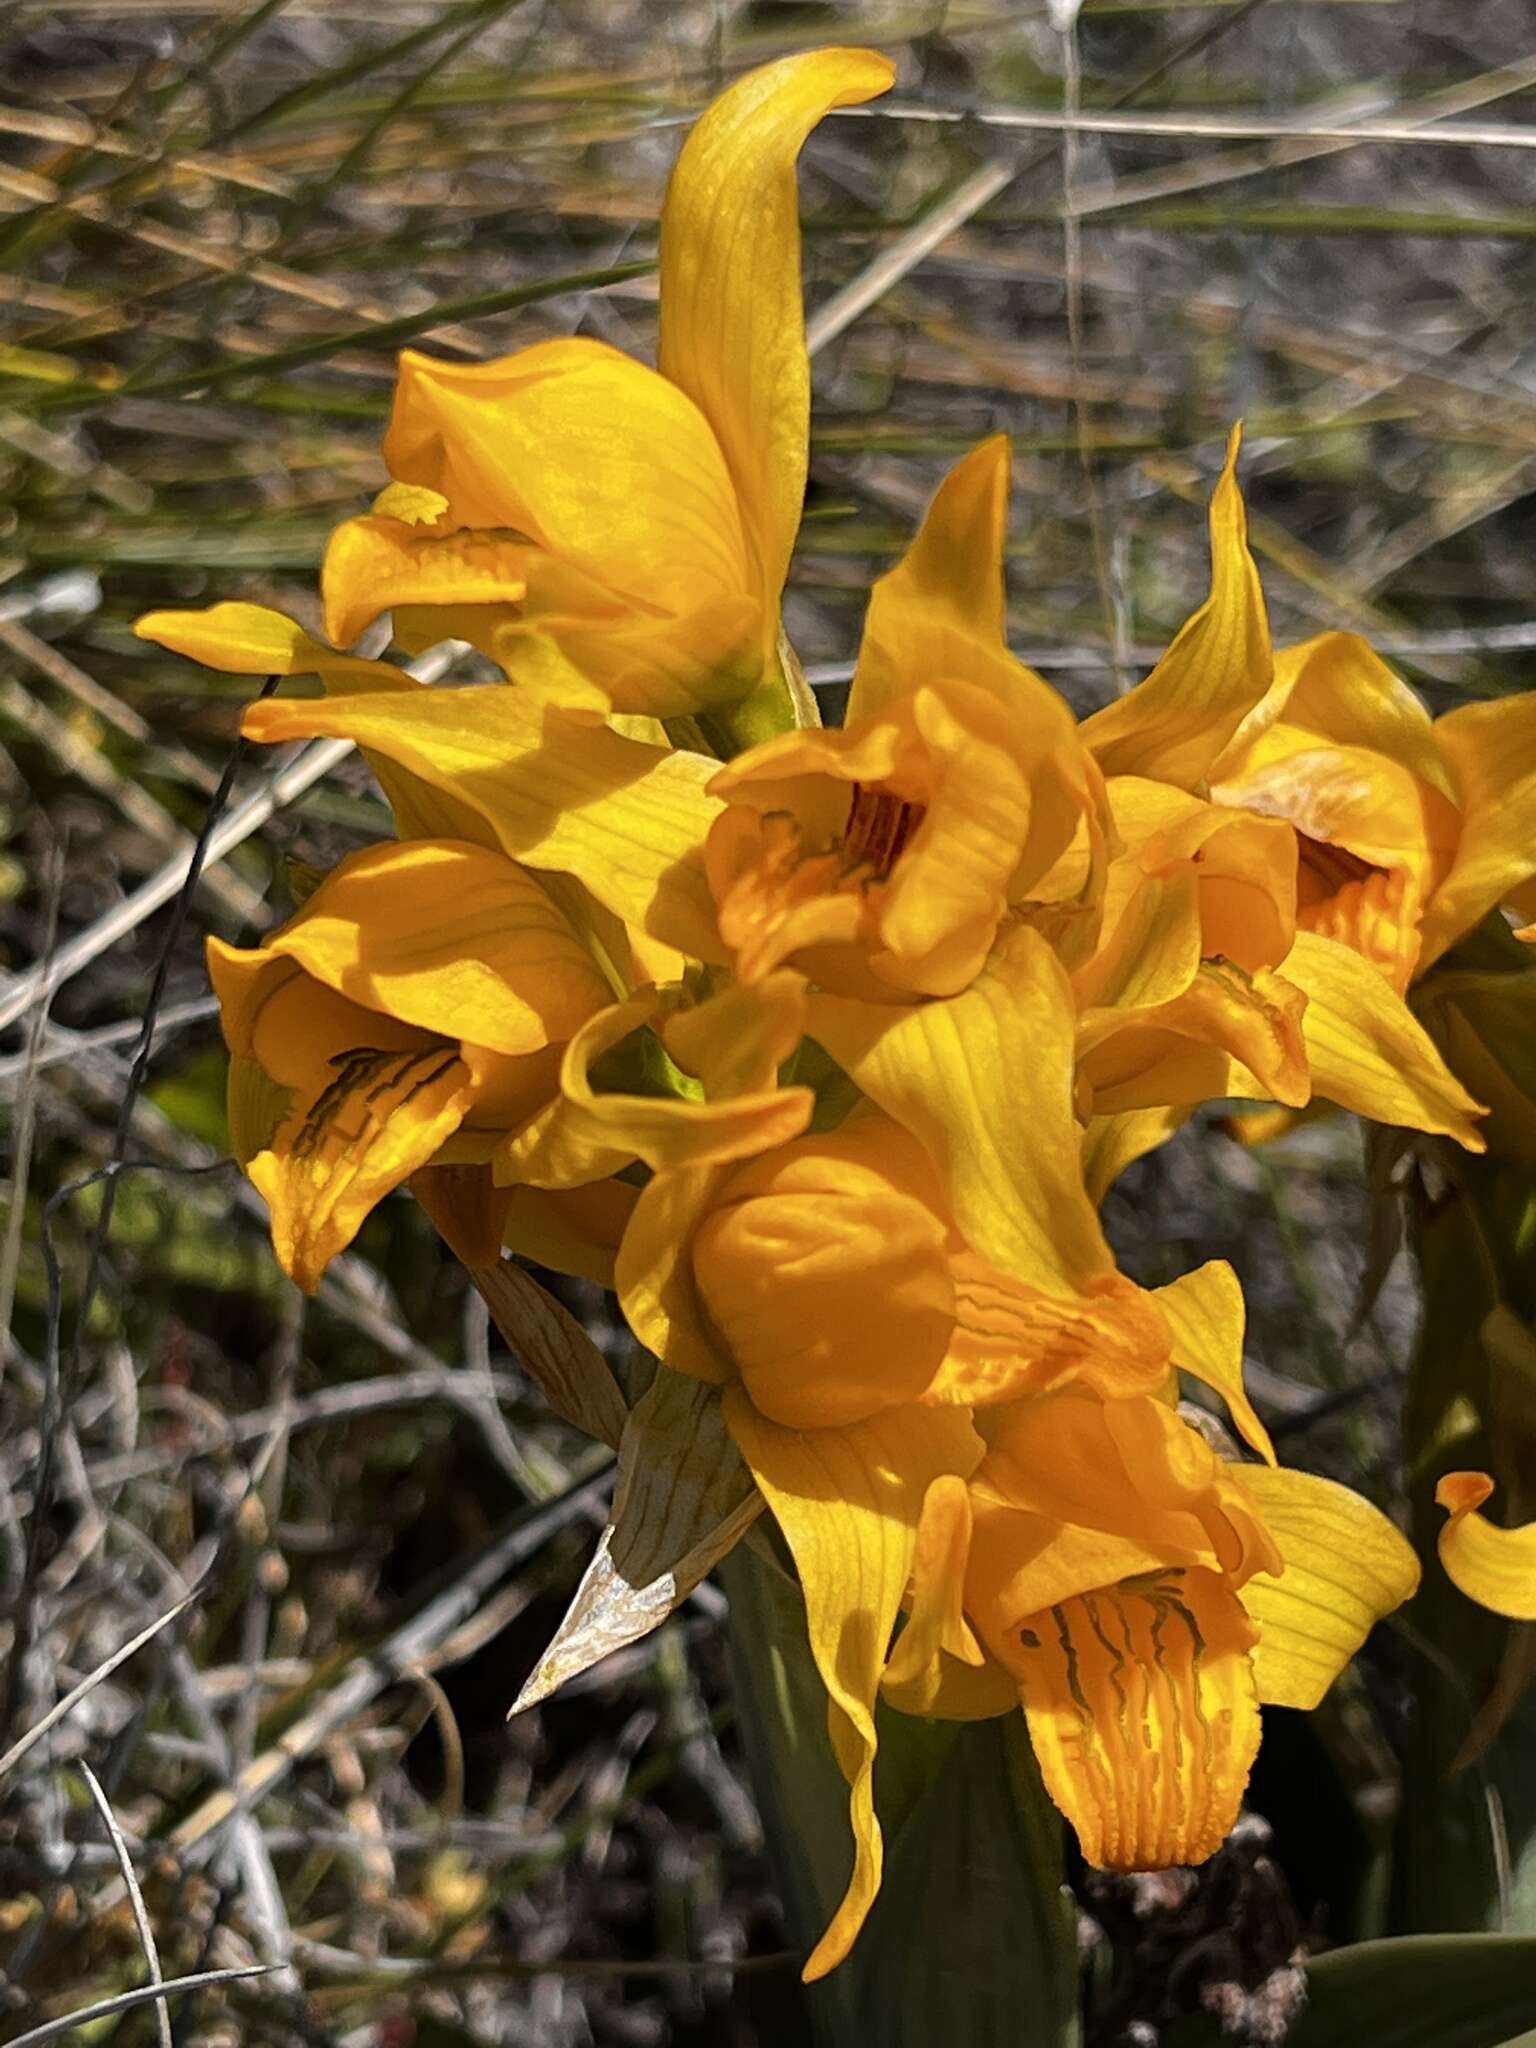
[1275,931,1488,1151]
[846,431,1014,725]
[1437,1471,1536,1619]
[1079,420,1271,790]
[722,1390,983,1983]
[134,600,317,673]
[1232,1464,1419,1708]
[658,46,895,613]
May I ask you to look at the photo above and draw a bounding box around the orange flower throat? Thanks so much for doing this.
[842,783,926,879]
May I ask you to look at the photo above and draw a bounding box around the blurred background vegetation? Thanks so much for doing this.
[2,0,1536,2041]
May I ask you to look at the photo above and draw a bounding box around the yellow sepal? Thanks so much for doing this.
[240,683,727,962]
[1229,1463,1421,1706]
[1081,428,1271,788]
[722,1389,983,1979]
[1436,1471,1536,1619]
[658,47,895,614]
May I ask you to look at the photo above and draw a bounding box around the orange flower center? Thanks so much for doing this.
[706,784,931,987]
[842,783,926,879]
[1295,831,1420,990]
[1296,831,1377,905]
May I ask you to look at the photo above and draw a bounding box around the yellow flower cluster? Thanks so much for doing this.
[136,47,1536,1979]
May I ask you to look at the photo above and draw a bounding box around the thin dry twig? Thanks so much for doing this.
[0,1593,194,1781]
[163,1462,613,1861]
[77,1759,174,2048]
[3,1964,279,2048]
[0,640,458,1031]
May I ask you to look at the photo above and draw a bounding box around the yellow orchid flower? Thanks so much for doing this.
[866,1272,1418,1892]
[136,48,892,728]
[1072,774,1488,1176]
[1056,439,1491,1167]
[588,933,1175,1975]
[313,46,894,724]
[1206,632,1462,988]
[705,435,1111,996]
[1436,1472,1536,1618]
[200,433,1111,1014]
[522,924,1418,1977]
[210,837,613,1290]
[799,932,1416,1897]
[949,1383,1418,1876]
[1078,435,1536,1000]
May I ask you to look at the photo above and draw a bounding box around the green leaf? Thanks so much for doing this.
[721,1543,1079,2047]
[845,1713,1079,2047]
[1172,1935,1536,2048]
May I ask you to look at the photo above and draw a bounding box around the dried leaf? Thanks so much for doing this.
[470,1257,627,1450]
[512,1370,761,1711]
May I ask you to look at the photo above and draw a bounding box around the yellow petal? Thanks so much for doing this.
[1072,867,1203,1015]
[966,1497,1175,1650]
[1100,776,1297,976]
[847,434,1008,722]
[507,973,813,1191]
[1230,1463,1421,1705]
[938,1259,1171,1407]
[378,342,764,719]
[971,1391,1254,1590]
[881,1475,1017,1720]
[1436,1471,1536,1619]
[1422,688,1536,967]
[1080,958,1311,1115]
[263,840,611,1056]
[809,923,1115,1293]
[321,516,530,649]
[873,683,1059,992]
[1153,1259,1276,1465]
[385,337,750,606]
[722,1388,983,1979]
[693,1117,957,1428]
[1008,1567,1261,1870]
[500,1180,638,1288]
[658,47,895,611]
[1271,928,1487,1146]
[617,1161,736,1386]
[1081,428,1271,788]
[251,1042,477,1291]
[1212,735,1455,913]
[1081,1104,1188,1203]
[240,684,727,962]
[1222,632,1453,796]
[134,600,414,689]
[134,600,492,846]
[493,588,764,723]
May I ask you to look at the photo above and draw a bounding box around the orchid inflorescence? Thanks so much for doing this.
[137,47,1536,1980]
